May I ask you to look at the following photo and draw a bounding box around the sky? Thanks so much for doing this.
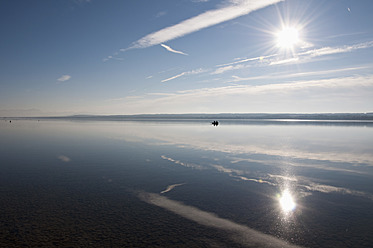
[1,0,373,116]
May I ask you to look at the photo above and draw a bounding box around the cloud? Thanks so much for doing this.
[138,192,301,247]
[113,71,373,116]
[211,64,244,75]
[161,68,205,82]
[58,155,71,162]
[155,11,167,18]
[105,96,144,102]
[176,75,373,98]
[298,41,373,58]
[57,75,71,82]
[130,0,283,49]
[103,55,124,62]
[106,97,127,102]
[269,57,299,65]
[230,66,370,83]
[147,92,176,96]
[161,72,186,82]
[216,54,276,67]
[210,41,373,76]
[160,44,188,55]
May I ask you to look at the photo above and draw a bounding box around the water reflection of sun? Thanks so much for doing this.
[279,189,296,213]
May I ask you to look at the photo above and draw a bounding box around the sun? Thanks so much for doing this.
[276,27,299,49]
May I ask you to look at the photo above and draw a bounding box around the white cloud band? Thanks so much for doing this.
[130,0,283,49]
[161,44,188,55]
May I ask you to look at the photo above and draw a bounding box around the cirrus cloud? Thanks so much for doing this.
[57,75,71,82]
[161,44,188,55]
[129,0,283,49]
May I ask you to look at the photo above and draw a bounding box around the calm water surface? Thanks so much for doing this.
[0,119,372,247]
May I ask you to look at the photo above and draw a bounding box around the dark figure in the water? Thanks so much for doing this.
[212,121,219,126]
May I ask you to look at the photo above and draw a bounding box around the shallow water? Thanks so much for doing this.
[1,119,372,247]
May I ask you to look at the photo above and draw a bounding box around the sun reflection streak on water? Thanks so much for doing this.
[279,189,296,213]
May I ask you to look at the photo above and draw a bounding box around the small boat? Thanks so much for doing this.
[211,121,219,126]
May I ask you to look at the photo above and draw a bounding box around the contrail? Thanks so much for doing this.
[161,44,188,55]
[130,0,283,49]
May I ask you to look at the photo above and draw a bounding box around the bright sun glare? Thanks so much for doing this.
[276,27,299,49]
[279,190,296,213]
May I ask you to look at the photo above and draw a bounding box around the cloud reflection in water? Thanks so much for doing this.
[57,155,71,162]
[112,123,373,175]
[138,191,301,248]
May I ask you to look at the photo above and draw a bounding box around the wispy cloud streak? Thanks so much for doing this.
[211,41,373,74]
[103,55,124,62]
[161,68,205,82]
[161,72,186,82]
[130,0,283,49]
[216,54,276,67]
[176,75,373,96]
[161,44,188,55]
[57,75,71,82]
[269,57,299,65]
[231,66,370,83]
[298,41,373,58]
[155,11,167,18]
[211,64,245,75]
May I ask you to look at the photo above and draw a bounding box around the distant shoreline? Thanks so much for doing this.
[2,113,373,121]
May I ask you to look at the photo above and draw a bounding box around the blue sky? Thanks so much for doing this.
[1,0,373,116]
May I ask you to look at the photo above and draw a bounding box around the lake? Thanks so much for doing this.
[0,118,372,247]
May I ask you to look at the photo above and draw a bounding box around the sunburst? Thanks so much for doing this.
[276,27,299,49]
